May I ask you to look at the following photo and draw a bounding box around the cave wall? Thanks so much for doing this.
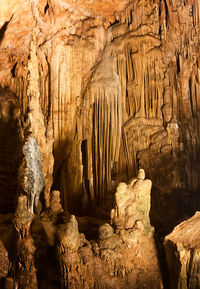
[1,0,200,217]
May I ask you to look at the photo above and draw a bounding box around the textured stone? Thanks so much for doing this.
[57,215,81,253]
[99,223,114,240]
[3,277,18,289]
[111,169,153,234]
[0,215,13,281]
[50,190,63,213]
[14,195,34,238]
[18,137,44,214]
[164,212,200,289]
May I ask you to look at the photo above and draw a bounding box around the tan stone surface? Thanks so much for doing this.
[164,212,200,289]
[56,187,162,288]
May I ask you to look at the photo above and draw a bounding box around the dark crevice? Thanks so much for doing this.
[11,62,17,78]
[0,14,14,44]
[44,2,49,14]
[0,87,22,213]
[31,218,61,289]
[81,139,92,214]
[176,54,180,73]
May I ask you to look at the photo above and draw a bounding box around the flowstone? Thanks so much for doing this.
[18,136,44,214]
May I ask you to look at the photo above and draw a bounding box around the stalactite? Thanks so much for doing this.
[25,33,54,209]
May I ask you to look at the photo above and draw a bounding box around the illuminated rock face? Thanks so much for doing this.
[164,212,200,289]
[56,171,162,289]
[1,0,200,226]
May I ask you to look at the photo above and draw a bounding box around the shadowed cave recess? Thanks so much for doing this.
[1,0,200,289]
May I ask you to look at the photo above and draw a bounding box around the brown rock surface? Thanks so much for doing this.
[0,215,13,280]
[56,171,162,289]
[164,212,200,289]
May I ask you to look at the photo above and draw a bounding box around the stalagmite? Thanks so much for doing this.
[13,195,37,289]
[56,170,162,289]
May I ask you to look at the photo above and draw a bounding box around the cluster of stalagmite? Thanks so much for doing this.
[56,170,162,289]
[0,169,163,289]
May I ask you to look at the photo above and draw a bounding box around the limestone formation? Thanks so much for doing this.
[50,190,63,213]
[56,171,162,289]
[164,212,200,289]
[111,169,153,234]
[0,215,13,282]
[14,195,34,238]
[13,195,37,289]
[18,136,44,214]
[26,33,54,209]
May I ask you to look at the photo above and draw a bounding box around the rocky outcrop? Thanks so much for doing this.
[56,170,162,289]
[164,212,200,289]
[110,169,153,234]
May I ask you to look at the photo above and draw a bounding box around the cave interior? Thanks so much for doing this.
[1,1,200,289]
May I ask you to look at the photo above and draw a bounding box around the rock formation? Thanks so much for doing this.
[18,137,44,214]
[110,169,153,234]
[0,215,13,283]
[25,33,54,209]
[164,212,200,289]
[13,195,37,289]
[56,170,162,289]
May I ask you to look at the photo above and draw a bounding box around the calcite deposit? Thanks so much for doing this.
[18,137,44,214]
[56,170,162,289]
